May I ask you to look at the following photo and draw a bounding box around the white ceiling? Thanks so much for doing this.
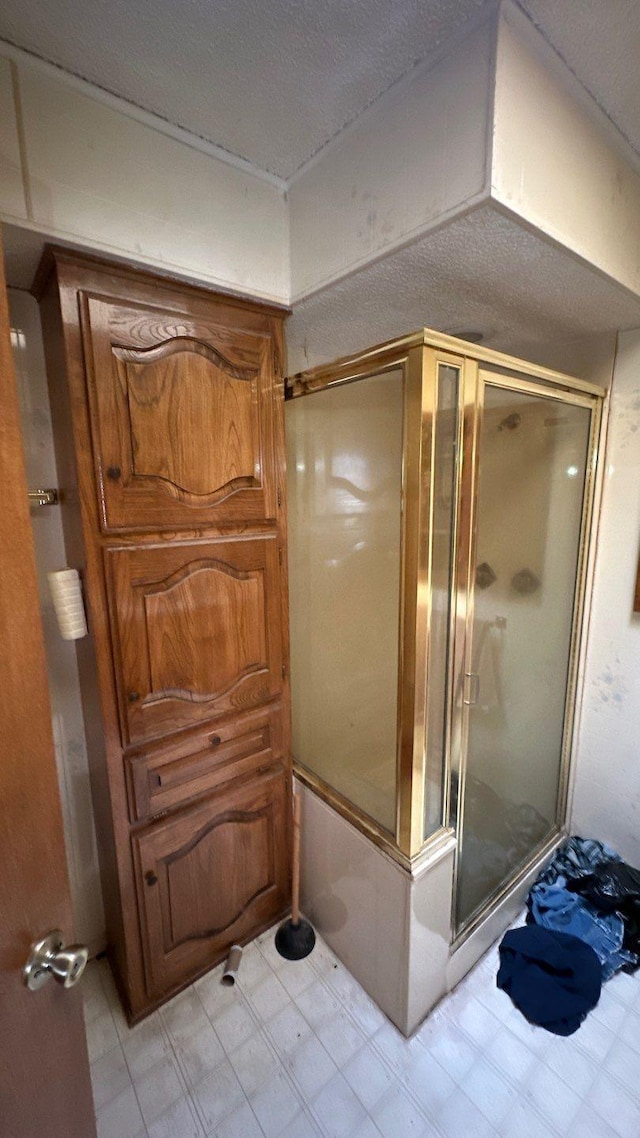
[1,0,639,180]
[4,2,640,362]
[517,0,640,163]
[0,0,488,180]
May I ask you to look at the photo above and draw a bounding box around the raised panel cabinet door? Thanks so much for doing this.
[107,536,284,744]
[80,296,278,530]
[134,767,289,998]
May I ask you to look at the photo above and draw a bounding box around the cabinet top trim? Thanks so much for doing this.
[31,245,291,320]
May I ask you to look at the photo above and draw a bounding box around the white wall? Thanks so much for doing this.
[5,10,640,315]
[0,50,288,303]
[288,14,495,302]
[10,287,105,955]
[571,330,640,865]
[492,5,640,300]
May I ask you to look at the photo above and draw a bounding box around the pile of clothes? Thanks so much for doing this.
[497,837,640,1035]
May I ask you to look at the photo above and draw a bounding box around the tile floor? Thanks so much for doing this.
[85,917,640,1138]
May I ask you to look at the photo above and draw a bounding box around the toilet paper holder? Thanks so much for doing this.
[28,487,59,507]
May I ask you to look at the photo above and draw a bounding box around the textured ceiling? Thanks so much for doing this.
[0,0,489,179]
[518,0,640,162]
[1,2,638,179]
[286,205,640,374]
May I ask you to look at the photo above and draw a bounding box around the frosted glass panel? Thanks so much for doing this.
[456,385,592,929]
[286,372,403,833]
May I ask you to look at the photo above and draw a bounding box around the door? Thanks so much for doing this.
[453,370,598,936]
[80,295,277,531]
[106,536,284,744]
[134,767,289,996]
[0,233,96,1137]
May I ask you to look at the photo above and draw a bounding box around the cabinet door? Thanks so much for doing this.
[81,296,277,531]
[106,537,283,745]
[133,768,289,998]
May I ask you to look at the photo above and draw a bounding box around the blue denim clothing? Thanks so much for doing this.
[528,876,638,981]
[536,837,621,888]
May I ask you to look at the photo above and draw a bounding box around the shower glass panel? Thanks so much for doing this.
[455,380,593,931]
[286,370,404,833]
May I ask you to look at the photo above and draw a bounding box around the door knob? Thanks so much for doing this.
[23,930,89,992]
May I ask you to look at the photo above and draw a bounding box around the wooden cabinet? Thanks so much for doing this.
[134,768,289,997]
[37,249,291,1020]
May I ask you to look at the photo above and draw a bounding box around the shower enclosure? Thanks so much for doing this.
[286,330,603,1029]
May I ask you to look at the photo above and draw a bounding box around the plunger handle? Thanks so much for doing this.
[291,792,301,927]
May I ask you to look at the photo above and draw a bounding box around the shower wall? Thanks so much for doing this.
[571,328,640,864]
[10,288,105,954]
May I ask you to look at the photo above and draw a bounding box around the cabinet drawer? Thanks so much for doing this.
[126,706,283,820]
[133,766,290,1000]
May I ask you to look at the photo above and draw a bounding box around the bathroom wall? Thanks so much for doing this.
[492,5,640,299]
[288,12,494,301]
[0,49,288,303]
[10,287,105,954]
[571,329,640,865]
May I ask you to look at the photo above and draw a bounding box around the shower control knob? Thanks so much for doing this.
[23,930,89,991]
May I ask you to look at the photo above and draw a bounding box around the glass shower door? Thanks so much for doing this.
[455,374,594,935]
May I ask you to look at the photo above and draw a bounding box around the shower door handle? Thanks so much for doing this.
[463,672,480,706]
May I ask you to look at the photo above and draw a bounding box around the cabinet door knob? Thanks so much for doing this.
[128,691,140,702]
[210,734,221,747]
[106,465,121,481]
[145,872,158,886]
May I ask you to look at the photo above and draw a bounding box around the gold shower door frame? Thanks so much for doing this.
[450,366,603,943]
[286,331,604,906]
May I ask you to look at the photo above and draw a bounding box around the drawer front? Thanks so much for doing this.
[126,706,283,820]
[133,767,290,1000]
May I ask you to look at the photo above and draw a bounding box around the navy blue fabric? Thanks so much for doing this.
[497,926,601,1036]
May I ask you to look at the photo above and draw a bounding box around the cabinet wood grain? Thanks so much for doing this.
[81,296,277,530]
[126,704,283,821]
[106,537,283,744]
[134,768,289,996]
[36,248,291,1019]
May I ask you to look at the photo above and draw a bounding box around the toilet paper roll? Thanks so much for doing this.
[48,568,88,640]
[221,945,243,986]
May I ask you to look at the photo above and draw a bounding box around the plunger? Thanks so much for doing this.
[275,792,316,960]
